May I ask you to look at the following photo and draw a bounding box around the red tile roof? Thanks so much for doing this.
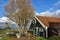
[36,16,60,27]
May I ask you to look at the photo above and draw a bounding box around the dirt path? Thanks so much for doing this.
[10,36,36,40]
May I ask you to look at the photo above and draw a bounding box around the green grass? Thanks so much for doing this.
[0,35,10,40]
[0,29,10,34]
[36,37,47,40]
[0,30,5,34]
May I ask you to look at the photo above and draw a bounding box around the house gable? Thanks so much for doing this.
[35,16,46,28]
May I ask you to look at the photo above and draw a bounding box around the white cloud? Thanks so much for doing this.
[35,11,40,15]
[48,8,53,11]
[1,17,9,20]
[53,10,60,17]
[0,16,19,29]
[55,1,60,5]
[0,17,9,22]
[54,1,60,6]
[39,11,54,17]
[35,10,60,18]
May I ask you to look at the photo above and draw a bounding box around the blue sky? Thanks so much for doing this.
[0,0,60,18]
[32,0,60,12]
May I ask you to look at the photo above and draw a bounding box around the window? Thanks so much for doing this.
[39,27,43,32]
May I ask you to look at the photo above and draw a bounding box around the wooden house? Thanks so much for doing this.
[28,16,60,38]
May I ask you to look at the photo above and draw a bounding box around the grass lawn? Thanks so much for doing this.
[0,30,5,34]
[0,29,47,40]
[36,37,47,40]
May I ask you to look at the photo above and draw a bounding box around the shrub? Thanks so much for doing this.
[36,37,47,40]
[0,30,5,34]
[0,36,10,40]
[48,35,60,40]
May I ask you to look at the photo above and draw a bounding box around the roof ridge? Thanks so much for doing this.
[37,16,60,19]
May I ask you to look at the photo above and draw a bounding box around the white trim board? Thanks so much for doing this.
[35,16,47,29]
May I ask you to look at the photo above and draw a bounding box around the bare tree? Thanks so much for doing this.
[5,0,35,36]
